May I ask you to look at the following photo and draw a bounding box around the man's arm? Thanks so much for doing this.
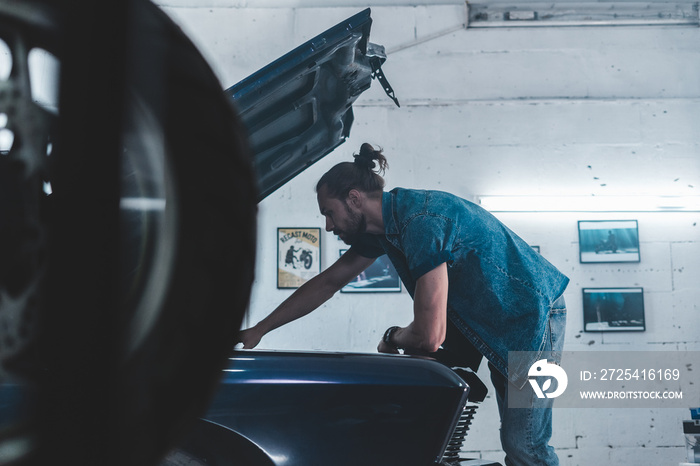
[238,248,375,349]
[378,262,448,354]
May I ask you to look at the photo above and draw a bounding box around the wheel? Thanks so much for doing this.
[0,1,256,465]
[159,420,276,466]
[302,253,313,270]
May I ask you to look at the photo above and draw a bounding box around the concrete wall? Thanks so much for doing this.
[157,3,699,464]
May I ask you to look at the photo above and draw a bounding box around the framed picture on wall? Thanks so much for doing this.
[578,220,640,263]
[339,249,401,293]
[582,287,645,332]
[277,228,321,289]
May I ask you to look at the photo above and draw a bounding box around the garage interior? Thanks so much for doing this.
[1,0,698,465]
[159,1,699,464]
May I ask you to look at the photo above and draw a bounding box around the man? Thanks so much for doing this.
[284,245,299,269]
[238,143,569,465]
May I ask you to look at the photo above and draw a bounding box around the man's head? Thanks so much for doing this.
[317,185,367,245]
[316,143,388,245]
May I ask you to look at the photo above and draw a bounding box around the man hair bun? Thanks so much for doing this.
[317,142,388,197]
[353,143,388,174]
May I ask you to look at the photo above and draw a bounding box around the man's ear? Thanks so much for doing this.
[347,189,362,207]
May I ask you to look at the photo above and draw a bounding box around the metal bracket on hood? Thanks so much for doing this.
[369,53,400,108]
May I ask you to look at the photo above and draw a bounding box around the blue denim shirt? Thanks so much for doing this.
[351,188,569,388]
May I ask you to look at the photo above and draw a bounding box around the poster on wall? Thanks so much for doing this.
[339,249,401,293]
[578,220,640,263]
[582,287,645,332]
[277,228,321,289]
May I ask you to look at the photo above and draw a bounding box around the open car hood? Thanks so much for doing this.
[225,8,398,201]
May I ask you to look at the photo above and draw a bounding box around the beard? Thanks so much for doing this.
[337,205,367,246]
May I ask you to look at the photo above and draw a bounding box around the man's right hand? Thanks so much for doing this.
[234,250,374,351]
[237,327,263,349]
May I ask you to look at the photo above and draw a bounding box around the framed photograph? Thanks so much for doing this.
[582,287,645,332]
[339,249,401,293]
[277,228,321,289]
[578,220,640,263]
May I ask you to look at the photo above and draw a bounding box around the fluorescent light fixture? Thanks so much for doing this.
[467,2,700,28]
[478,195,700,212]
[119,197,166,211]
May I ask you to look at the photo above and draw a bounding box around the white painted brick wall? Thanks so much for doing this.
[156,3,700,464]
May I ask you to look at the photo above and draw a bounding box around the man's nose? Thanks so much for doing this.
[325,217,334,232]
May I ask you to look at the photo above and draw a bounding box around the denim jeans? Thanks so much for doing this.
[489,298,567,466]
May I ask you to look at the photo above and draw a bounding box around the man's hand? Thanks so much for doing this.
[377,338,400,354]
[236,249,375,351]
[237,327,263,349]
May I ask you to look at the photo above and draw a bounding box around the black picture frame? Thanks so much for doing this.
[578,220,640,263]
[339,249,401,293]
[582,287,645,332]
[277,228,321,289]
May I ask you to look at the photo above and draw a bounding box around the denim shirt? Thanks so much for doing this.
[351,188,569,388]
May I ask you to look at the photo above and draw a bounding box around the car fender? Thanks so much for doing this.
[164,418,275,466]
